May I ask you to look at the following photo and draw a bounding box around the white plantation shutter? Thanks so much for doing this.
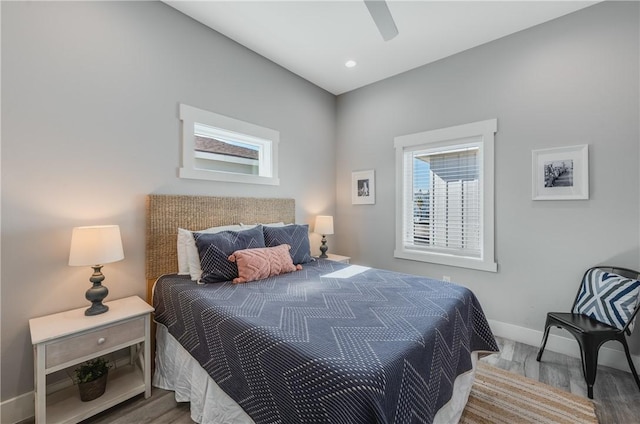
[402,143,481,257]
[394,119,497,272]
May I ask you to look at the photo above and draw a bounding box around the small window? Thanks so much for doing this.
[179,104,279,185]
[394,119,497,272]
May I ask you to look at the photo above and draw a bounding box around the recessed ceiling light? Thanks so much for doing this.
[345,60,357,68]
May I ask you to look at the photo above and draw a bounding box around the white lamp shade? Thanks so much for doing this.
[68,225,124,266]
[314,215,334,235]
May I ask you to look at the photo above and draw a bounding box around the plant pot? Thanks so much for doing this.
[78,372,108,402]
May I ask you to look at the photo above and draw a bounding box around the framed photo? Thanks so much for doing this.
[352,169,375,205]
[532,144,589,200]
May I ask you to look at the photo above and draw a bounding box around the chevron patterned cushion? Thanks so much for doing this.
[178,225,243,281]
[228,244,302,284]
[263,224,312,265]
[195,225,266,284]
[573,268,640,331]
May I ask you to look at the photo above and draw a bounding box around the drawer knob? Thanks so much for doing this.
[97,337,106,345]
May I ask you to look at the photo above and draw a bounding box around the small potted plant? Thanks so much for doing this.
[74,357,111,402]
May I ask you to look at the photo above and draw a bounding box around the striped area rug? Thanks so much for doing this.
[460,361,598,424]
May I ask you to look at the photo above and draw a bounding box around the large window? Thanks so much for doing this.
[179,104,279,185]
[394,119,497,272]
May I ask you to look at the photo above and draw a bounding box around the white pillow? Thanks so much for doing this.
[177,225,242,281]
[240,222,286,228]
[176,229,191,275]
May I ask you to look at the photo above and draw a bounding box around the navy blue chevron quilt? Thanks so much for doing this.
[153,259,498,424]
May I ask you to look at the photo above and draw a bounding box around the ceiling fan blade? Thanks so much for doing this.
[364,0,398,41]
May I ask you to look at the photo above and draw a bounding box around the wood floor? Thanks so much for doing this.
[22,336,640,423]
[486,336,640,423]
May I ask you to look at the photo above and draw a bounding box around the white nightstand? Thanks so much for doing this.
[29,296,154,424]
[325,253,351,264]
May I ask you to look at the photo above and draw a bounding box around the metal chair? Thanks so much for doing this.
[536,266,640,399]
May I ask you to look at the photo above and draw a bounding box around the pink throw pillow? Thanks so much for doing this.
[228,244,302,284]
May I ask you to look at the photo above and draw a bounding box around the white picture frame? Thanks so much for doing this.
[532,144,589,200]
[352,169,375,205]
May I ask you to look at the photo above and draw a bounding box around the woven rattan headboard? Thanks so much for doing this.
[145,194,295,301]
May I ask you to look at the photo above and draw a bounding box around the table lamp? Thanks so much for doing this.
[314,215,334,258]
[68,225,124,316]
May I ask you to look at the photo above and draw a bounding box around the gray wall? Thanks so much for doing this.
[1,1,336,400]
[336,1,639,338]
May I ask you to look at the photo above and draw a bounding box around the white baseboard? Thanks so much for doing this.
[1,391,33,424]
[2,320,638,423]
[488,319,640,372]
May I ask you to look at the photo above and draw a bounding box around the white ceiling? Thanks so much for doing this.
[165,1,598,95]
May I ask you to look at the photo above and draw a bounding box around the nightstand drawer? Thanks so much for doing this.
[46,317,144,368]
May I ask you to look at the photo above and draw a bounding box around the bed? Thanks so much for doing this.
[146,195,498,424]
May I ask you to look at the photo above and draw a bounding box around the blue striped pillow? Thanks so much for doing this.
[573,268,640,331]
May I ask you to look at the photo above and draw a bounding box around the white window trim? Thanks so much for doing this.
[394,119,497,272]
[179,104,280,185]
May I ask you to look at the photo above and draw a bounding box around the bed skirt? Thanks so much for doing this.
[153,324,478,424]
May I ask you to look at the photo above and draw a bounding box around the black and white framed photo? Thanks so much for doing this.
[352,169,375,205]
[532,144,589,200]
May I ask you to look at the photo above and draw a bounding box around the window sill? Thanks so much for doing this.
[394,248,497,272]
[179,168,280,185]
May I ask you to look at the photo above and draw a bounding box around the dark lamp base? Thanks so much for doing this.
[319,235,329,258]
[85,265,109,316]
[85,303,109,316]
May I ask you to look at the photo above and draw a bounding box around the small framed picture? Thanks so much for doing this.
[352,169,375,205]
[532,144,589,200]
